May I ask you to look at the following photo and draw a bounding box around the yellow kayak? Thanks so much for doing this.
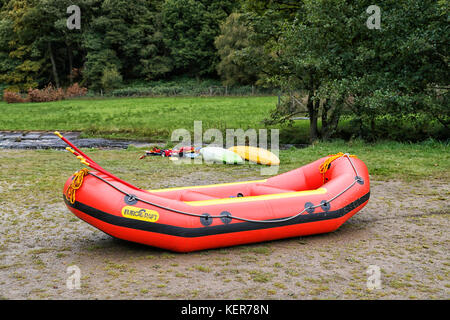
[228,146,280,165]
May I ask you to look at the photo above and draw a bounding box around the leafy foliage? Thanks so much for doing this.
[101,65,123,92]
[214,13,259,85]
[237,0,449,141]
[3,90,27,103]
[162,0,236,76]
[0,0,235,90]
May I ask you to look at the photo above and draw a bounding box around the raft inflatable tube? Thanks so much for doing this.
[55,132,370,252]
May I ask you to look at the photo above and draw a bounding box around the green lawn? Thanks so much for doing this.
[0,96,281,140]
[280,139,449,181]
[0,95,448,182]
[4,95,442,145]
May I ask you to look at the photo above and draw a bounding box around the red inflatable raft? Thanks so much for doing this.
[55,132,370,252]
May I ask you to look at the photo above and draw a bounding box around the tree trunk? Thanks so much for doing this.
[354,105,364,138]
[321,99,342,141]
[369,116,376,141]
[321,98,331,133]
[67,43,73,84]
[436,116,449,130]
[307,91,319,143]
[48,42,60,88]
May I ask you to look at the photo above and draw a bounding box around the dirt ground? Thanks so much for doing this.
[0,168,448,300]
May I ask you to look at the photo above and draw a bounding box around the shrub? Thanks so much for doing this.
[65,83,88,98]
[27,84,65,102]
[0,84,7,99]
[3,83,88,103]
[101,66,123,92]
[110,87,153,97]
[3,90,28,103]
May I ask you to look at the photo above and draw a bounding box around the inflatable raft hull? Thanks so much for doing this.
[62,154,370,252]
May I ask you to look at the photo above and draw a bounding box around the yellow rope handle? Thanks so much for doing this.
[65,168,90,204]
[66,147,91,167]
[319,152,357,183]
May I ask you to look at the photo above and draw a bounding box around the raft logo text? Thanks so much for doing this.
[121,206,159,223]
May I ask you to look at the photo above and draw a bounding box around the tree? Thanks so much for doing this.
[0,0,89,90]
[0,0,177,90]
[80,0,173,89]
[0,12,20,90]
[214,12,259,85]
[0,0,43,90]
[83,47,121,91]
[242,0,449,141]
[101,65,122,92]
[96,0,170,80]
[162,0,236,77]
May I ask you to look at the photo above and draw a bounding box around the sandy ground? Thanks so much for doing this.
[0,174,448,300]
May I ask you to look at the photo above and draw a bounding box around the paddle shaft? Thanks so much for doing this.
[54,131,140,190]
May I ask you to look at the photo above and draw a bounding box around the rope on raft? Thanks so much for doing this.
[319,152,357,183]
[65,168,90,204]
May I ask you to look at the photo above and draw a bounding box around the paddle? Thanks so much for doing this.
[54,131,141,190]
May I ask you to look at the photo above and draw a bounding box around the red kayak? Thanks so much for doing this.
[55,132,370,252]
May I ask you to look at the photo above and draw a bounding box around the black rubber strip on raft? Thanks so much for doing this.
[64,192,370,238]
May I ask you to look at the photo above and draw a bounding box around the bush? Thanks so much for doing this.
[65,83,88,98]
[0,83,7,99]
[2,83,88,103]
[101,66,123,92]
[110,87,153,97]
[27,84,65,102]
[3,90,28,103]
[107,77,278,97]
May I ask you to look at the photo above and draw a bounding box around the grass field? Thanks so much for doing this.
[0,96,287,141]
[1,96,445,144]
